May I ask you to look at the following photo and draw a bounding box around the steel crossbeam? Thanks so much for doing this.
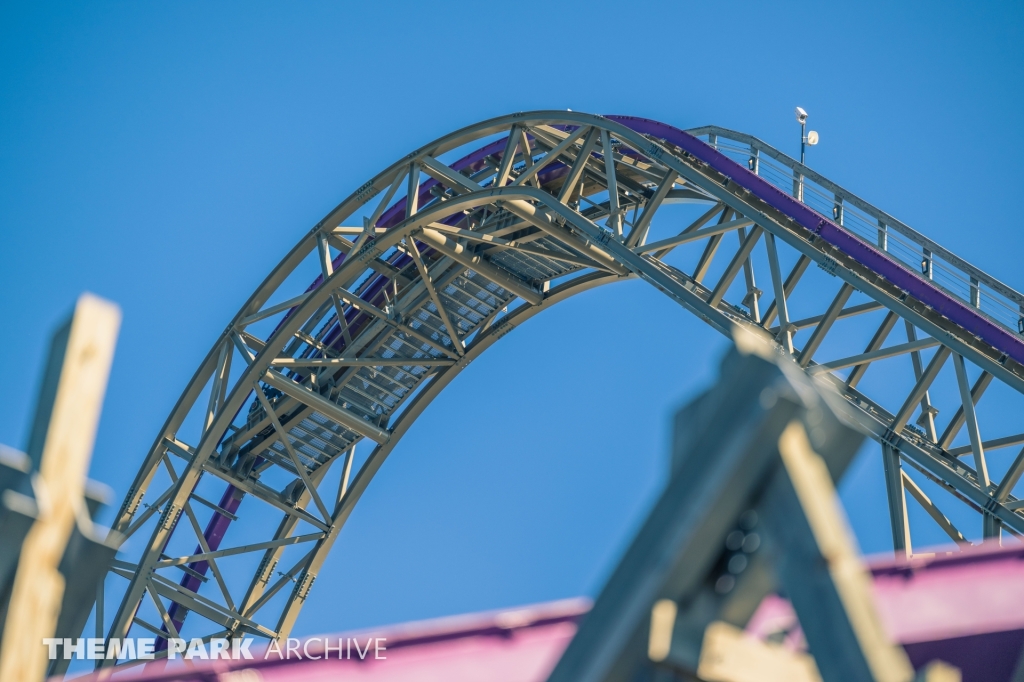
[91,112,1024,668]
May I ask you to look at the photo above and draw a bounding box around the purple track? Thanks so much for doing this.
[154,115,1024,643]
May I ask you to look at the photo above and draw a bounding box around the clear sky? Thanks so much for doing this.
[2,0,1023,651]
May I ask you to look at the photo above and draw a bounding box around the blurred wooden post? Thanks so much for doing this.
[545,332,961,682]
[0,294,120,682]
[763,422,915,682]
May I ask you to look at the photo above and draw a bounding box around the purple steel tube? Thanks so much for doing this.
[606,115,1024,366]
[154,115,1022,646]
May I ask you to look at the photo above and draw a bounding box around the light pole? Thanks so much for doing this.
[795,106,819,164]
[794,107,819,201]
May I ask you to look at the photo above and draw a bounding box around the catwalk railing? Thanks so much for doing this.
[695,126,1024,335]
[83,112,1024,674]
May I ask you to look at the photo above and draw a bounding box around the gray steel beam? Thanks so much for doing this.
[155,532,323,569]
[765,232,793,353]
[881,443,912,557]
[761,255,810,329]
[557,127,600,204]
[810,337,939,375]
[737,226,762,322]
[901,471,968,545]
[847,311,898,389]
[952,354,990,489]
[405,236,465,356]
[650,203,724,258]
[938,370,993,451]
[797,283,854,368]
[774,301,884,334]
[691,209,733,283]
[905,322,939,442]
[637,218,752,254]
[417,228,543,305]
[424,223,609,271]
[708,225,763,308]
[601,129,622,236]
[625,168,676,247]
[262,370,390,445]
[271,357,455,367]
[996,446,1024,503]
[891,347,951,435]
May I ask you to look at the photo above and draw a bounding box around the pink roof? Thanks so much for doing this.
[746,541,1024,681]
[66,543,1024,682]
[68,599,589,682]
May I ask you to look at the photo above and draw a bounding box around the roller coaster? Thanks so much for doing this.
[88,112,1024,669]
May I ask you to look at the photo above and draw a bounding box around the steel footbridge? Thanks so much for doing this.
[93,112,1024,666]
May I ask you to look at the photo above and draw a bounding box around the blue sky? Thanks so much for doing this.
[2,0,1023,649]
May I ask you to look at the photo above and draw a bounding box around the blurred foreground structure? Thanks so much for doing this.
[97,113,1024,661]
[7,110,1024,679]
[545,336,960,682]
[58,545,1024,682]
[60,336,1024,682]
[0,295,121,681]
[3,301,1020,681]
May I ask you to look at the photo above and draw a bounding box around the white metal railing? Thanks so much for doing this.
[688,126,1024,336]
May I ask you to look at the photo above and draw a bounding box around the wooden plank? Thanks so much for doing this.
[0,294,120,682]
[545,346,806,682]
[697,620,821,682]
[763,422,914,682]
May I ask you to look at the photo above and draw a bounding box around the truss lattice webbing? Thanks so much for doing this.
[88,111,1024,672]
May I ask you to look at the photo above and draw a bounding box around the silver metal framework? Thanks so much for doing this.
[91,112,1024,667]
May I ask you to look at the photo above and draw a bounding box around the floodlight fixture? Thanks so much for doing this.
[794,106,818,165]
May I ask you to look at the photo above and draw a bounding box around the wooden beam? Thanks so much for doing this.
[696,620,822,682]
[0,294,120,682]
[764,423,915,682]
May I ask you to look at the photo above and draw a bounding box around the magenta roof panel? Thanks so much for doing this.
[747,541,1024,681]
[66,599,589,682]
[65,544,1024,682]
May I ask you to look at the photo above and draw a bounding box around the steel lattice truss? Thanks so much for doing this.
[94,112,1024,668]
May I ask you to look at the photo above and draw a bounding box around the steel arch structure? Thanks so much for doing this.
[96,111,1024,666]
